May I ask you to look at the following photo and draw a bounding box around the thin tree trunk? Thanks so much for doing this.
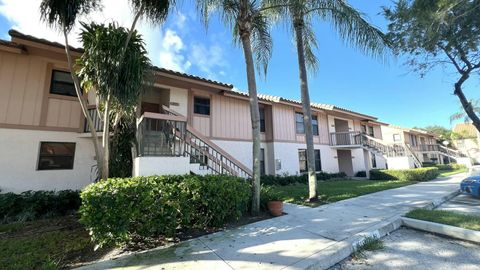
[240,32,261,215]
[63,29,104,180]
[102,95,111,180]
[454,72,480,132]
[294,18,318,201]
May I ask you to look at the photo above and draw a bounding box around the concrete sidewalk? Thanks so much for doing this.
[78,174,467,270]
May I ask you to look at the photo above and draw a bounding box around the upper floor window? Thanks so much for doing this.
[50,70,77,97]
[37,142,76,170]
[361,124,367,134]
[295,112,319,135]
[259,107,266,133]
[393,134,401,142]
[298,149,321,173]
[368,126,374,137]
[194,97,210,116]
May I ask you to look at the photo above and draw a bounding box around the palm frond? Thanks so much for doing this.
[301,19,319,72]
[251,11,273,76]
[128,0,175,24]
[308,0,390,60]
[39,0,101,32]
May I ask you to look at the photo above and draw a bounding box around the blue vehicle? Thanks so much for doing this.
[460,176,480,197]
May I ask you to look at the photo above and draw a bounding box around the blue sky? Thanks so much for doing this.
[0,0,477,129]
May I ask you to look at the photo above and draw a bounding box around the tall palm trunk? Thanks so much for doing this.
[294,17,318,201]
[240,30,262,215]
[63,29,104,179]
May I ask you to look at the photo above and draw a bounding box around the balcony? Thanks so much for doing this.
[410,144,439,152]
[329,131,363,148]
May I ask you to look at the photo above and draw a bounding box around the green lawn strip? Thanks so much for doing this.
[272,179,416,207]
[405,209,480,231]
[0,217,95,270]
[438,168,469,177]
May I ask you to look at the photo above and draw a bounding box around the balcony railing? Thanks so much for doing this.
[136,112,187,157]
[329,131,362,146]
[84,107,104,133]
[410,144,439,152]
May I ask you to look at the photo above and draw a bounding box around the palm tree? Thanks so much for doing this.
[196,0,273,214]
[450,99,480,124]
[265,0,389,201]
[40,0,104,177]
[40,0,174,180]
[77,22,151,180]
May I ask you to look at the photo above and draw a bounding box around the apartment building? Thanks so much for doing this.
[453,123,480,163]
[0,30,468,193]
[381,125,471,167]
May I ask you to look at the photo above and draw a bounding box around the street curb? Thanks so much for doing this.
[285,215,403,270]
[401,217,480,244]
[286,188,462,270]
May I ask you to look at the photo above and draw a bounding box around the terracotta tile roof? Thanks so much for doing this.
[6,29,233,89]
[453,123,478,138]
[0,38,24,50]
[228,90,377,120]
[387,125,436,137]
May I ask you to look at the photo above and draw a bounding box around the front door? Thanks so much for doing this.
[337,150,354,176]
[334,118,350,145]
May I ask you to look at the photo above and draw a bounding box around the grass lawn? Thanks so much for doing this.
[438,167,469,177]
[406,209,480,231]
[272,179,416,207]
[0,216,112,270]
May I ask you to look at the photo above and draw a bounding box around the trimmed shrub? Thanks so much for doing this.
[261,172,348,186]
[0,190,81,223]
[80,175,251,247]
[434,164,466,171]
[369,167,439,181]
[355,171,367,177]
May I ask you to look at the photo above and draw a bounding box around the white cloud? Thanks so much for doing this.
[188,43,228,79]
[0,0,191,72]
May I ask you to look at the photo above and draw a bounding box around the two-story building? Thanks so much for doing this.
[0,30,469,193]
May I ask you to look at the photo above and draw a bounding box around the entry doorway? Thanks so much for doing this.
[334,118,350,145]
[337,149,354,176]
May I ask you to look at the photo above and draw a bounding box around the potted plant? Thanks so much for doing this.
[262,186,283,216]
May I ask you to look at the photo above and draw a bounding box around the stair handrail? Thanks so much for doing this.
[404,143,422,168]
[361,134,406,157]
[438,144,465,158]
[162,105,253,178]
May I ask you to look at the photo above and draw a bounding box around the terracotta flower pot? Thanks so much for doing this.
[267,200,283,216]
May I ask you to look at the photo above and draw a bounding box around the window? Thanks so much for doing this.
[194,97,210,115]
[259,107,266,133]
[260,148,266,176]
[368,126,374,137]
[371,154,377,168]
[295,112,304,134]
[312,115,319,136]
[361,124,367,134]
[409,134,418,146]
[393,134,401,142]
[298,149,321,173]
[37,142,76,170]
[49,70,77,97]
[295,112,318,135]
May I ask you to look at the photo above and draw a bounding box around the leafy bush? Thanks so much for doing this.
[261,172,348,186]
[355,171,367,177]
[434,164,466,170]
[80,175,251,247]
[0,190,81,223]
[369,167,439,181]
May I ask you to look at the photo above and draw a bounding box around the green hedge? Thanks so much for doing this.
[434,164,466,170]
[370,167,439,181]
[80,175,251,247]
[0,190,80,223]
[261,172,348,186]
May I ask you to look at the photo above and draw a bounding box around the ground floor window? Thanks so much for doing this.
[37,142,76,170]
[371,153,377,168]
[299,149,321,173]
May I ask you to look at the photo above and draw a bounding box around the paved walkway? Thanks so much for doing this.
[438,194,480,216]
[79,173,468,270]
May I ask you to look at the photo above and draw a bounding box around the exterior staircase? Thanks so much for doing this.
[136,106,253,178]
[360,134,422,168]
